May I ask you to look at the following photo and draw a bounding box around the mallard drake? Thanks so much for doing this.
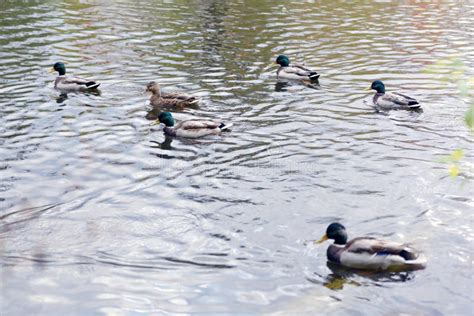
[155,112,232,138]
[367,80,420,110]
[275,55,320,81]
[146,82,199,108]
[49,62,100,91]
[316,223,426,271]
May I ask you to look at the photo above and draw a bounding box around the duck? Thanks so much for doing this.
[316,223,427,271]
[275,55,320,81]
[49,62,100,91]
[367,80,421,110]
[155,112,232,138]
[146,82,199,108]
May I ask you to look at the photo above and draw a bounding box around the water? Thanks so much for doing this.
[1,1,473,314]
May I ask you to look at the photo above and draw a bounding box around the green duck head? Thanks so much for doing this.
[51,62,66,75]
[157,112,175,127]
[369,80,385,93]
[316,222,348,245]
[275,55,290,67]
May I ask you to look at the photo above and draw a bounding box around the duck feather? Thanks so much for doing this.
[277,65,320,81]
[55,76,100,90]
[164,119,231,138]
[329,237,425,270]
[374,92,420,109]
[147,82,199,108]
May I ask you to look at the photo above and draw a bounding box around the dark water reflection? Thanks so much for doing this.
[1,1,473,314]
[306,262,418,291]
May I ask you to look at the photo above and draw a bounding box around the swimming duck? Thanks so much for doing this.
[275,55,320,81]
[49,62,100,91]
[146,82,199,108]
[367,80,420,110]
[155,112,232,138]
[316,223,426,271]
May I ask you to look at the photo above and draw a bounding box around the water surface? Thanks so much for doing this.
[1,1,473,314]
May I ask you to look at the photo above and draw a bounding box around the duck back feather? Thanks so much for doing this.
[329,237,426,270]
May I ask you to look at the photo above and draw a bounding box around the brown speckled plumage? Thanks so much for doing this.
[146,82,199,108]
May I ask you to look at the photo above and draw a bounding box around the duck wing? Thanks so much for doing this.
[392,92,417,101]
[292,63,312,72]
[281,66,310,77]
[278,66,320,81]
[346,237,418,260]
[287,65,318,77]
[382,92,419,107]
[161,91,192,99]
[292,63,320,79]
[160,91,199,105]
[165,94,199,103]
[173,119,229,138]
[177,120,221,130]
[158,98,194,107]
[58,76,100,89]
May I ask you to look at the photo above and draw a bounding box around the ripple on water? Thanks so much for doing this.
[1,0,473,314]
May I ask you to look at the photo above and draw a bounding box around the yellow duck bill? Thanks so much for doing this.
[315,234,328,244]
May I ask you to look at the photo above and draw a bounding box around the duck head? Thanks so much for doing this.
[368,80,385,93]
[317,222,348,245]
[156,112,175,127]
[146,81,161,96]
[275,55,290,67]
[50,62,66,75]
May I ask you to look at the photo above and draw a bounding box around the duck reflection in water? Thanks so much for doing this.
[145,104,190,121]
[151,136,173,159]
[150,136,174,151]
[56,93,68,104]
[145,107,161,121]
[55,89,101,104]
[275,80,319,92]
[308,261,416,291]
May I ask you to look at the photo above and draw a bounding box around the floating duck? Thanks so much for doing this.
[275,55,320,81]
[316,223,426,271]
[155,112,232,138]
[146,82,199,108]
[49,62,100,91]
[367,80,420,110]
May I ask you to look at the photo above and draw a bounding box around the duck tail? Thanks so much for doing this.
[86,82,100,89]
[399,249,417,261]
[218,122,233,132]
[407,101,421,110]
[309,72,320,80]
[189,98,200,105]
[404,253,427,269]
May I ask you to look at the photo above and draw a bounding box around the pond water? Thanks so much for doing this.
[1,1,473,314]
